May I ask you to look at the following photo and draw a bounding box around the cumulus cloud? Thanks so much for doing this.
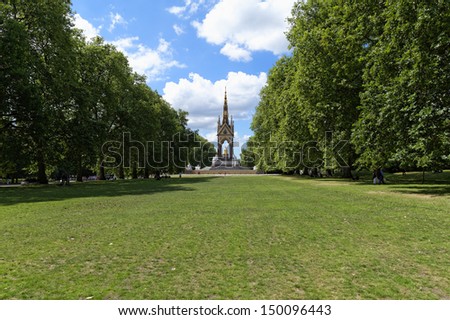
[162,71,267,133]
[192,0,294,60]
[73,13,101,40]
[72,14,184,82]
[167,0,206,19]
[173,24,185,35]
[204,131,219,143]
[110,37,186,81]
[108,12,127,32]
[234,132,251,147]
[220,43,252,62]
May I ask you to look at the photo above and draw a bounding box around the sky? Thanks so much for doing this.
[72,0,296,153]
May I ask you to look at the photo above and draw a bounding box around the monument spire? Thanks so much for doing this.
[222,88,229,124]
[216,89,234,162]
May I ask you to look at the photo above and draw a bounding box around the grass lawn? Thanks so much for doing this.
[0,172,449,299]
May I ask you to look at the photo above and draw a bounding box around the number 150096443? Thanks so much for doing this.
[261,304,332,316]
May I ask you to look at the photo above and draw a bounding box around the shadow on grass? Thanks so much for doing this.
[0,177,217,206]
[341,177,449,197]
[285,172,450,197]
[387,185,450,197]
[386,172,450,185]
[381,172,450,197]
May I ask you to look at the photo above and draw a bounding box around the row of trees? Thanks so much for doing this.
[0,0,214,184]
[249,0,449,175]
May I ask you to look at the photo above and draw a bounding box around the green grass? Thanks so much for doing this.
[0,172,449,299]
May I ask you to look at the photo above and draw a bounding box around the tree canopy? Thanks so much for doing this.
[0,0,213,183]
[251,0,450,175]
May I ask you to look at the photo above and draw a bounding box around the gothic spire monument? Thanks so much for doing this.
[204,89,254,172]
[216,88,234,161]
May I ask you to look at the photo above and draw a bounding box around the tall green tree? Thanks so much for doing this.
[252,0,383,175]
[286,0,384,176]
[1,0,77,183]
[0,0,229,183]
[353,0,450,171]
[251,56,308,172]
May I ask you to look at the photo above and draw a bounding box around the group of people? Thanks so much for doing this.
[154,171,171,180]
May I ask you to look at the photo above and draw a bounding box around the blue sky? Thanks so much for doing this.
[72,0,295,151]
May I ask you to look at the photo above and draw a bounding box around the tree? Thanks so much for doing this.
[353,0,450,172]
[0,0,221,183]
[251,0,383,175]
[0,0,77,183]
[251,55,308,172]
[251,0,450,178]
[286,0,385,177]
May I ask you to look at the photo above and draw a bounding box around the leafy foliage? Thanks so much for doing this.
[0,0,207,182]
[354,0,450,170]
[251,0,450,174]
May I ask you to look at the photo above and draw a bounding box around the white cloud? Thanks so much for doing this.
[234,131,251,147]
[163,71,267,133]
[167,0,205,18]
[157,38,170,53]
[168,5,186,17]
[204,131,219,143]
[73,13,101,40]
[220,43,252,62]
[110,36,138,50]
[110,37,186,81]
[192,0,295,60]
[72,14,183,82]
[108,12,127,32]
[173,24,185,36]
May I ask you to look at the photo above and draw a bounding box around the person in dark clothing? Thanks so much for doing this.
[372,169,379,184]
[377,168,385,184]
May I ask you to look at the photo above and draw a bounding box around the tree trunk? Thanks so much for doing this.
[342,166,352,179]
[76,171,83,182]
[98,157,106,180]
[99,166,106,180]
[144,166,149,179]
[118,165,125,179]
[76,156,83,182]
[132,164,138,179]
[37,153,48,184]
